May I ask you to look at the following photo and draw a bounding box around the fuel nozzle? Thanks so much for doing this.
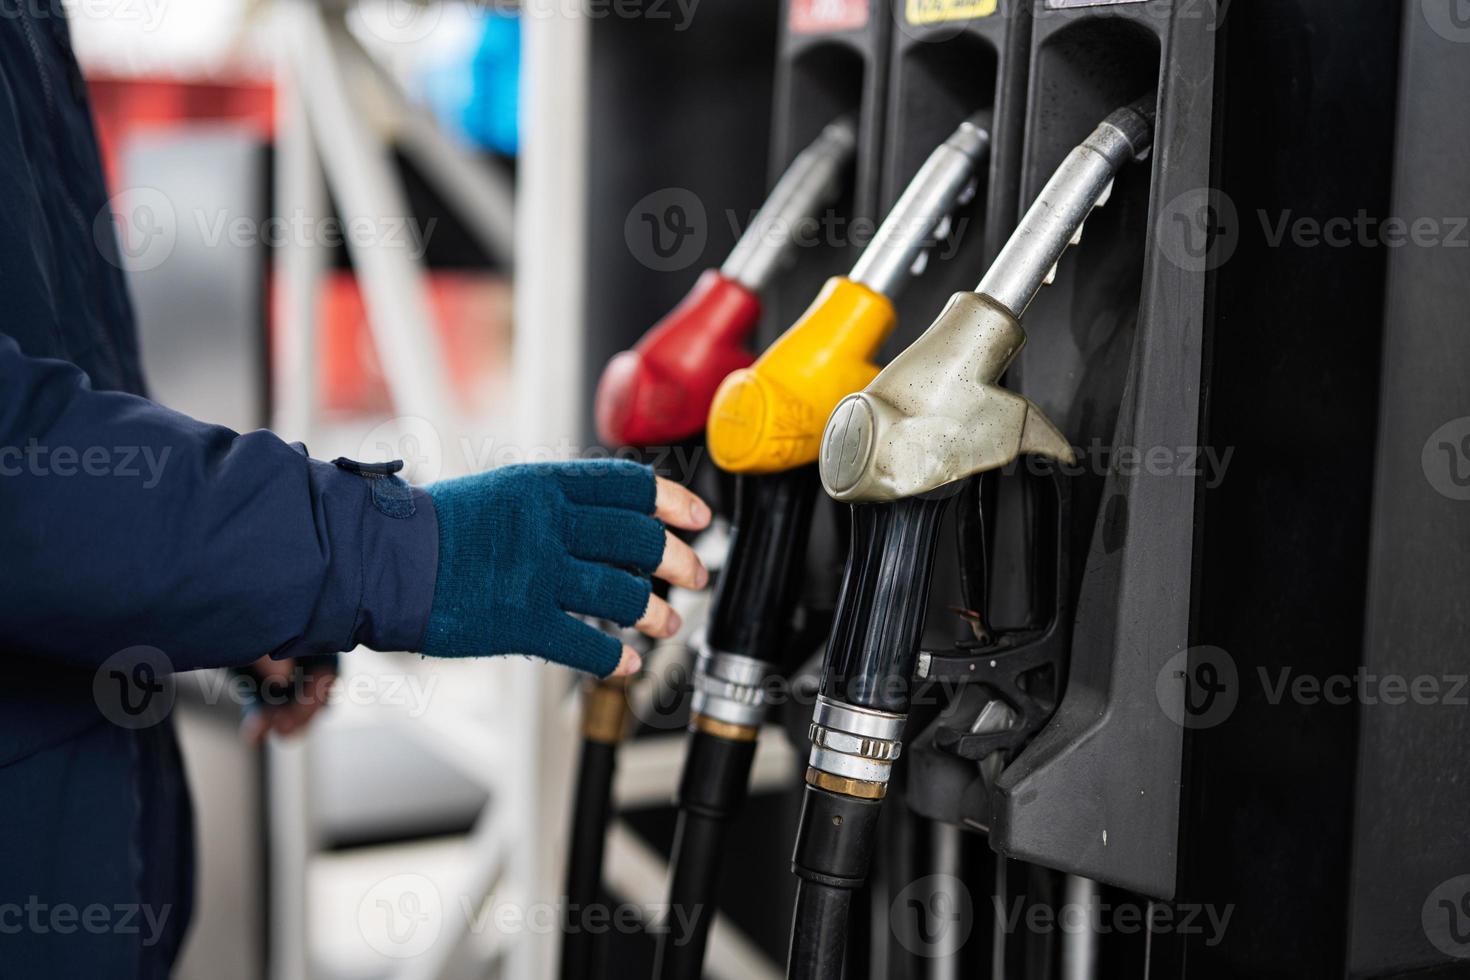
[819,96,1156,504]
[654,114,994,980]
[706,113,994,475]
[594,117,858,448]
[786,98,1158,980]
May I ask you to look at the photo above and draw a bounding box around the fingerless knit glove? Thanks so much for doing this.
[421,459,666,676]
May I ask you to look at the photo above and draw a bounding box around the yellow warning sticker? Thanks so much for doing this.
[905,0,998,25]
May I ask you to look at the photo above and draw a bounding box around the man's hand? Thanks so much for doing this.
[618,475,713,675]
[239,655,337,744]
[420,460,713,678]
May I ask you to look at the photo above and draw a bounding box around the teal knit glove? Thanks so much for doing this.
[421,459,666,676]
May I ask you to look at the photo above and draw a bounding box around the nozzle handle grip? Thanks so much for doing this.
[820,495,951,714]
[704,468,820,660]
[594,270,760,448]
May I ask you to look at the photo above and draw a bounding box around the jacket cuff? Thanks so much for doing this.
[285,455,440,657]
[354,483,439,652]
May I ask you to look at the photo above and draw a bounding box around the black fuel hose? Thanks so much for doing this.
[652,468,818,980]
[562,736,620,978]
[788,495,950,980]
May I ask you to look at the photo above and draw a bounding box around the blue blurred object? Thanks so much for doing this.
[421,11,521,157]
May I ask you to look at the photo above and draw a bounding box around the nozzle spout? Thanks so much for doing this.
[720,116,859,293]
[847,115,992,299]
[977,93,1157,318]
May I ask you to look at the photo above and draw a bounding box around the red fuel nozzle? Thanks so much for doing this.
[594,270,762,448]
[594,117,858,450]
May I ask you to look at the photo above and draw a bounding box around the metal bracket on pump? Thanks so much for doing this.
[906,465,1074,831]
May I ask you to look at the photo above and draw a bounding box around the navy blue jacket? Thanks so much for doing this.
[0,8,439,976]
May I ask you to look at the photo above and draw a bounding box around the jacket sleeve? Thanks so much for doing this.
[0,332,439,671]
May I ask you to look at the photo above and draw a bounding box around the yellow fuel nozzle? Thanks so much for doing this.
[706,114,993,475]
[707,276,895,473]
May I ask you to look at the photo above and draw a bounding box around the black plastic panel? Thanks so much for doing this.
[879,0,1031,354]
[986,0,1216,902]
[765,0,891,345]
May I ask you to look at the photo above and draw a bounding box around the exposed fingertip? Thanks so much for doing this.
[611,647,642,677]
[690,497,711,528]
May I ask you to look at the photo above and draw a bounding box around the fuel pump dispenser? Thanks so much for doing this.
[785,97,1156,980]
[651,114,994,980]
[560,116,858,980]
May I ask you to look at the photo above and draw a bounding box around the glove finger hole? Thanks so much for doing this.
[547,615,625,678]
[559,558,652,628]
[567,506,665,573]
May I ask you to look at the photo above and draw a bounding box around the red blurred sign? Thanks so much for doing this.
[789,0,869,34]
